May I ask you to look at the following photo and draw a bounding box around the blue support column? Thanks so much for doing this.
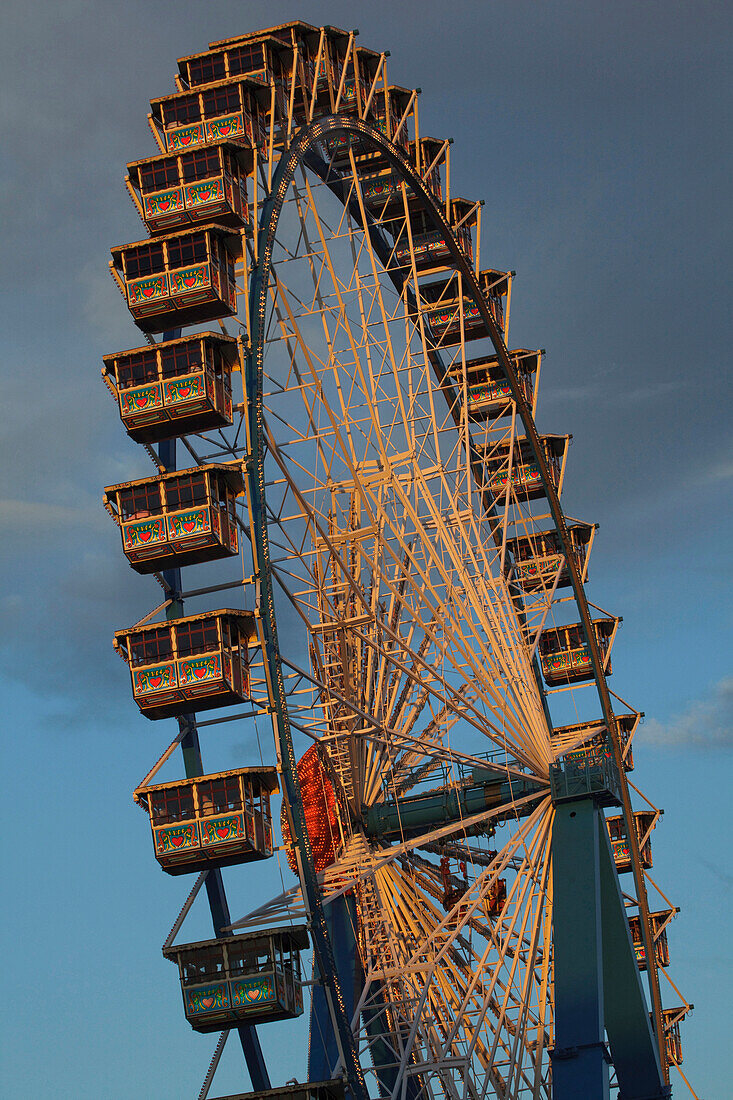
[309,893,363,1081]
[308,894,421,1100]
[158,425,269,1092]
[598,817,669,1099]
[551,799,610,1099]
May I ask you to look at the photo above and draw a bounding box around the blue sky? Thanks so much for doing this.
[1,1,731,1096]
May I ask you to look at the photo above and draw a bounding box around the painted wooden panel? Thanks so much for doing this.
[144,187,186,230]
[155,822,199,856]
[185,982,230,1017]
[122,516,167,553]
[133,663,177,697]
[199,812,248,849]
[489,462,542,495]
[231,976,276,1009]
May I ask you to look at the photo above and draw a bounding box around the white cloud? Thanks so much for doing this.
[698,457,733,486]
[643,677,733,748]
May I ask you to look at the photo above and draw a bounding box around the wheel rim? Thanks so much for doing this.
[244,120,560,1099]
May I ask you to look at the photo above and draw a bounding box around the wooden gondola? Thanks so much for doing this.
[325,85,417,166]
[445,348,540,422]
[419,269,513,344]
[606,809,658,873]
[150,75,270,154]
[126,142,252,234]
[103,463,242,573]
[110,225,241,333]
[482,434,570,502]
[134,767,278,874]
[628,910,674,970]
[385,198,478,272]
[505,521,594,591]
[102,332,237,443]
[659,1007,691,1066]
[538,617,619,686]
[551,713,639,771]
[358,136,447,215]
[113,609,256,720]
[177,32,292,90]
[163,927,308,1032]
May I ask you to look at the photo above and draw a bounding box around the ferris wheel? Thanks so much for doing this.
[103,20,697,1100]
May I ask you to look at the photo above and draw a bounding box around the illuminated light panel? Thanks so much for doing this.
[281,745,340,873]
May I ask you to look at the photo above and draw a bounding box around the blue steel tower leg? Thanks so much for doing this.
[551,795,669,1100]
[158,402,269,1092]
[597,815,669,1099]
[308,894,363,1081]
[308,895,421,1100]
[551,799,610,1099]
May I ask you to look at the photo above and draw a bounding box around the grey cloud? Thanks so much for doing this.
[642,677,733,749]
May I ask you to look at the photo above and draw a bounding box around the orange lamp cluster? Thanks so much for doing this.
[282,745,340,873]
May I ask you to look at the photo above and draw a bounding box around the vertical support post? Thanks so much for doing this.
[308,893,363,1082]
[598,816,668,1099]
[157,390,269,1093]
[551,799,610,1099]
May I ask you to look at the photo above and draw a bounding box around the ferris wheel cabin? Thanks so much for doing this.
[550,713,639,771]
[110,225,241,333]
[358,135,446,218]
[628,909,675,970]
[170,25,397,140]
[176,33,293,92]
[606,809,658,872]
[134,766,277,874]
[324,84,416,166]
[163,927,308,1033]
[386,197,478,273]
[113,609,256,720]
[505,520,594,591]
[419,270,513,344]
[205,23,382,123]
[102,333,237,444]
[446,349,540,422]
[538,616,619,685]
[482,434,570,503]
[126,142,252,234]
[660,1006,691,1066]
[150,76,270,154]
[103,462,242,573]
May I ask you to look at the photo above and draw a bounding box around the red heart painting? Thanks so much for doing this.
[171,835,184,847]
[178,385,191,397]
[139,529,151,542]
[184,275,197,287]
[183,520,195,532]
[201,996,215,1009]
[199,190,211,201]
[149,675,162,688]
[159,200,170,211]
[220,124,231,135]
[216,827,230,839]
[134,396,149,407]
[142,285,156,298]
[180,133,192,145]
[193,667,208,679]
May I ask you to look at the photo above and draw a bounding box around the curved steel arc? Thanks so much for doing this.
[245,113,662,1086]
